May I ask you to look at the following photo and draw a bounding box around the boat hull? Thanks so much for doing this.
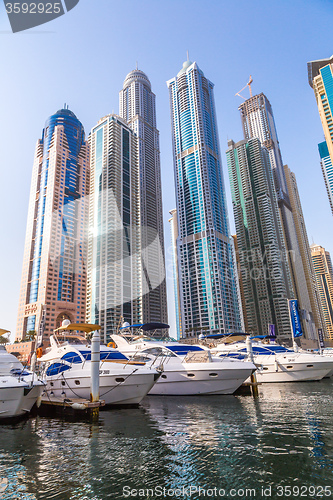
[44,366,157,405]
[252,359,333,383]
[0,377,44,419]
[148,364,254,395]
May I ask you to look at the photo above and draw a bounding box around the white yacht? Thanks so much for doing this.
[38,324,160,405]
[320,348,333,377]
[0,346,45,419]
[209,338,333,383]
[111,323,256,396]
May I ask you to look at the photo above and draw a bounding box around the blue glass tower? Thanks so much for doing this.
[308,56,333,216]
[167,60,242,337]
[318,141,333,215]
[16,108,90,342]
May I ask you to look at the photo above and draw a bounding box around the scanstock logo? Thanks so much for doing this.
[3,0,80,33]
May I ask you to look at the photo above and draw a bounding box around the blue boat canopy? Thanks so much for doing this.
[165,345,204,355]
[202,332,248,339]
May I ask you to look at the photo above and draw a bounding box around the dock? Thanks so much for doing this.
[36,396,105,418]
[234,381,262,396]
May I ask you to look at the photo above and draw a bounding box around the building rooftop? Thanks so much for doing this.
[308,56,333,88]
[177,59,193,77]
[55,108,78,119]
[123,69,151,90]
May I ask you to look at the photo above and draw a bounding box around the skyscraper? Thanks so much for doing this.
[119,69,167,325]
[308,56,333,215]
[86,115,141,342]
[167,59,242,337]
[318,141,333,215]
[311,244,333,340]
[168,208,182,339]
[226,137,293,339]
[16,108,90,342]
[239,92,317,340]
[232,234,249,333]
[284,165,325,341]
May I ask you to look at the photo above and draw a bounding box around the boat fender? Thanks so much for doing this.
[71,403,86,411]
[36,396,42,408]
[36,347,43,358]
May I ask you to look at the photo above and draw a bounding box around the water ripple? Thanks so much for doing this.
[0,380,332,498]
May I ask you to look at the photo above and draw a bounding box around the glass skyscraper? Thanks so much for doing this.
[308,56,333,216]
[318,141,333,215]
[119,69,167,325]
[167,60,242,337]
[86,115,141,342]
[239,93,317,341]
[168,208,182,338]
[227,138,294,340]
[16,108,90,342]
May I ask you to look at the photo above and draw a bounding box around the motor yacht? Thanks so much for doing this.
[209,338,333,383]
[111,323,256,395]
[0,346,45,419]
[38,323,160,405]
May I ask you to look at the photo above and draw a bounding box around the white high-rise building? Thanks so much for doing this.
[119,69,167,325]
[86,115,141,342]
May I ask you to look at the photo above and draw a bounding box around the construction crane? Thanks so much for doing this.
[235,75,253,100]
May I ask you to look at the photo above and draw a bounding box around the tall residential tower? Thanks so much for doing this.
[167,60,242,337]
[311,244,333,340]
[238,92,317,341]
[227,138,293,339]
[284,165,326,339]
[119,69,167,325]
[308,55,333,216]
[16,108,90,342]
[86,115,141,342]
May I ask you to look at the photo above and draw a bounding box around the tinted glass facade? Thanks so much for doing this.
[239,92,317,341]
[167,61,242,337]
[86,115,141,342]
[119,70,167,325]
[227,138,293,339]
[16,109,89,342]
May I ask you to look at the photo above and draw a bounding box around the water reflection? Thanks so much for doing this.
[0,380,332,499]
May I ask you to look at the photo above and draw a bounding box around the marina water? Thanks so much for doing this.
[0,380,333,499]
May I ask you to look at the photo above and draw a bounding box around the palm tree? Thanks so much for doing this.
[0,330,9,345]
[0,336,8,345]
[25,330,36,341]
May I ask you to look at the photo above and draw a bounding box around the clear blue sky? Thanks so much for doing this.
[1,0,332,340]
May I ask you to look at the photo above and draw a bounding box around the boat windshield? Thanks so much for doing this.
[131,336,178,344]
[58,335,88,346]
[142,347,177,357]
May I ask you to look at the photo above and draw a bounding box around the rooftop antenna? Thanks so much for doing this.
[136,61,138,70]
[235,75,253,100]
[186,50,190,61]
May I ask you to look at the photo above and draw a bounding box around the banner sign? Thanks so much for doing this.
[318,328,325,349]
[36,305,47,348]
[289,299,303,338]
[268,324,276,342]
